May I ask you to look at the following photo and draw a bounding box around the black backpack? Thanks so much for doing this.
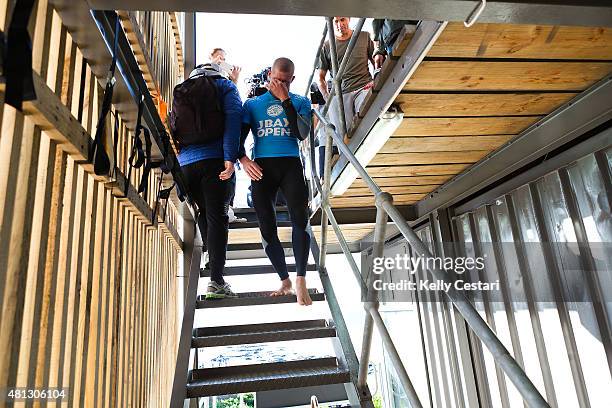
[169,71,225,148]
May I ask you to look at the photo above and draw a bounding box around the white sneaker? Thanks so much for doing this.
[205,281,238,299]
[228,206,247,223]
[202,252,209,269]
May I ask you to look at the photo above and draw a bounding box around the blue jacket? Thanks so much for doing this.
[177,77,243,166]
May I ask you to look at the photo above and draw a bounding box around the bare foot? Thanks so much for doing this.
[295,277,313,306]
[270,278,294,296]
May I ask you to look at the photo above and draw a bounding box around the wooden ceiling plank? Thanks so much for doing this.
[393,116,539,136]
[430,23,612,60]
[404,61,612,91]
[369,151,491,165]
[378,135,512,153]
[396,92,576,117]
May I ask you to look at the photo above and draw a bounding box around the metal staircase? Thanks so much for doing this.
[170,206,375,407]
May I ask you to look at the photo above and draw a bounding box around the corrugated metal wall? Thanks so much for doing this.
[373,130,611,407]
[0,2,185,406]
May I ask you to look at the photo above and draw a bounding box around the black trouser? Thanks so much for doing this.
[251,157,310,280]
[318,145,339,178]
[182,159,234,284]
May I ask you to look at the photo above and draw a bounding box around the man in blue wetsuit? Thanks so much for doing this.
[177,63,242,299]
[239,57,313,305]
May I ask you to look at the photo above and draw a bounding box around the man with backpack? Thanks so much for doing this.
[170,63,242,299]
[239,57,313,306]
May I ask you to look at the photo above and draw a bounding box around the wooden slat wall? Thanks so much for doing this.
[0,3,183,407]
[336,22,612,208]
[120,10,184,118]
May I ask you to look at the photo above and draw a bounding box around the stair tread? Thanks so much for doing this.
[186,358,349,397]
[200,263,317,277]
[233,206,288,214]
[227,242,293,251]
[192,319,336,347]
[196,289,324,309]
[229,220,292,229]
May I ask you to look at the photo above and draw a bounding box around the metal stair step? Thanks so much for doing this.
[186,357,349,397]
[196,289,324,309]
[227,242,293,251]
[229,220,292,229]
[232,207,290,223]
[191,319,336,348]
[200,263,317,277]
[233,206,288,214]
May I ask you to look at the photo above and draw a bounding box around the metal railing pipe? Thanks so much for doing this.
[325,17,348,138]
[304,24,328,97]
[358,199,388,387]
[380,200,550,407]
[322,206,368,293]
[313,110,382,195]
[358,312,375,388]
[318,120,335,268]
[305,116,370,304]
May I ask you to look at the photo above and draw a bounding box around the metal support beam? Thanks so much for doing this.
[87,0,612,27]
[183,12,196,75]
[310,205,414,226]
[325,16,348,139]
[454,125,612,215]
[170,228,202,408]
[181,217,196,298]
[319,101,335,270]
[357,199,388,388]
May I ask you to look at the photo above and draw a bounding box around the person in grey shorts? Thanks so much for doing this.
[316,16,381,176]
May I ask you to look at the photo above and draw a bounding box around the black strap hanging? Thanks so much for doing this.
[124,94,147,197]
[3,0,37,110]
[110,108,121,180]
[125,90,173,200]
[137,119,173,197]
[175,180,187,202]
[158,129,175,174]
[90,15,121,176]
[159,182,175,222]
[152,179,175,224]
[151,175,163,224]
[137,123,154,195]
